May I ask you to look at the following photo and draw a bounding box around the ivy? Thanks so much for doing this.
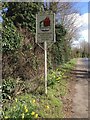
[2,18,22,53]
[3,3,43,33]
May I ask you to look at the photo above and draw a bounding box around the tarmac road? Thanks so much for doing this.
[71,58,89,118]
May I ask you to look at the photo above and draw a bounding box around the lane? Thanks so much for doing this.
[72,58,88,118]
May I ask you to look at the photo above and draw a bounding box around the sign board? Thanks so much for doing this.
[36,12,55,43]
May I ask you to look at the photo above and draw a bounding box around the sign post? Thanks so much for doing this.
[36,12,55,94]
[44,41,47,94]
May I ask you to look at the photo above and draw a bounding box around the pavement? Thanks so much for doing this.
[71,58,89,118]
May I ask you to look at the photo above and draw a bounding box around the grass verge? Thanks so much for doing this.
[2,58,76,119]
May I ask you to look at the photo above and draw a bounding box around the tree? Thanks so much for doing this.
[79,40,89,57]
[49,2,80,63]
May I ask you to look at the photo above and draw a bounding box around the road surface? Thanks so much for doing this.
[71,58,89,118]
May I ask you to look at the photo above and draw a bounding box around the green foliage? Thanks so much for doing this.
[2,59,76,119]
[2,77,16,99]
[47,70,65,87]
[50,24,68,66]
[3,96,37,119]
[2,3,45,81]
[47,71,57,86]
[2,18,22,53]
[55,24,67,41]
[48,58,76,87]
[62,58,76,70]
[2,77,26,100]
[2,2,42,53]
[3,3,43,33]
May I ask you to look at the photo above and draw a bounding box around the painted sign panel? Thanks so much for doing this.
[36,12,55,43]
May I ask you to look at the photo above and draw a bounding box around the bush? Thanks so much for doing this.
[2,18,22,53]
[62,58,76,70]
[47,59,76,87]
[47,71,57,86]
[47,70,64,86]
[2,77,26,100]
[3,95,38,119]
[2,77,16,99]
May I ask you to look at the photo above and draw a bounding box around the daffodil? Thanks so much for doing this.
[4,116,8,119]
[32,99,36,103]
[35,114,38,118]
[24,105,28,113]
[31,111,35,116]
[46,105,49,109]
[22,113,24,119]
[25,108,28,113]
[56,77,60,80]
[13,106,16,109]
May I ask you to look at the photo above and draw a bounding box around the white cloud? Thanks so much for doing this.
[79,13,88,42]
[67,12,89,47]
[72,13,88,44]
[80,30,88,41]
[74,13,88,30]
[81,13,88,25]
[58,11,89,45]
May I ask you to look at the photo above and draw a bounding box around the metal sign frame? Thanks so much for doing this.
[36,12,55,43]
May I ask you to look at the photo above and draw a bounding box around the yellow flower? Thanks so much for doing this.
[4,116,8,119]
[46,105,49,109]
[35,114,38,118]
[25,108,28,113]
[22,113,24,119]
[15,98,18,102]
[32,99,36,103]
[24,105,28,113]
[31,111,35,116]
[56,77,60,80]
[13,106,16,109]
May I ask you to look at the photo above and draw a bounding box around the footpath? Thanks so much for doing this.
[71,58,88,118]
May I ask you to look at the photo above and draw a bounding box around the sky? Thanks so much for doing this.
[76,2,88,15]
[71,2,89,47]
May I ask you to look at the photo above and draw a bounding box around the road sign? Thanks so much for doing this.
[36,12,55,43]
[36,11,55,95]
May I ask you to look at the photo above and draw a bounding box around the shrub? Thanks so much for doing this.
[47,70,64,86]
[2,18,22,53]
[3,95,38,119]
[47,71,57,86]
[2,77,16,99]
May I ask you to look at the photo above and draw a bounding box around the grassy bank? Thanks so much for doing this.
[2,58,76,119]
